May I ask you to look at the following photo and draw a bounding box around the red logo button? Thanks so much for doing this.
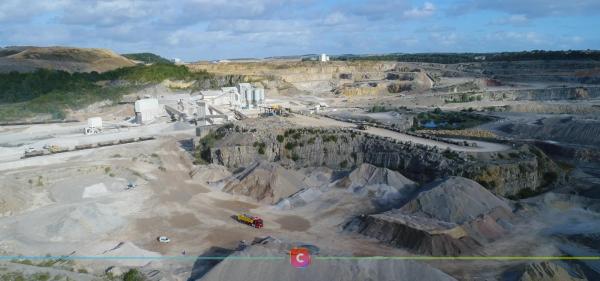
[290,247,311,268]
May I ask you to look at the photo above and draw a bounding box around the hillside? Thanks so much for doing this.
[0,46,135,73]
[122,52,173,64]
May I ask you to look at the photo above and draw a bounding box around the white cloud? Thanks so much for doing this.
[491,14,529,26]
[488,31,545,45]
[403,2,436,19]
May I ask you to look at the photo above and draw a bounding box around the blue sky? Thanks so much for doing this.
[0,0,598,61]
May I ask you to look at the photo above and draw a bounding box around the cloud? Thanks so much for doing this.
[452,0,600,17]
[403,2,436,19]
[0,0,598,60]
[487,31,545,45]
[490,14,529,26]
[345,0,436,21]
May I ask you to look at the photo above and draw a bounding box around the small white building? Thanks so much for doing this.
[319,53,330,62]
[134,98,161,124]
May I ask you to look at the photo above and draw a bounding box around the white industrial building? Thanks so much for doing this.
[236,83,265,109]
[130,83,265,126]
[320,53,330,62]
[134,98,161,124]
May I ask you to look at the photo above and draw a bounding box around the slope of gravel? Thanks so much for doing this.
[400,176,512,224]
[221,161,306,204]
[198,239,457,281]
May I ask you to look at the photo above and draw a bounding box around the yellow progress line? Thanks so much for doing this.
[314,256,600,260]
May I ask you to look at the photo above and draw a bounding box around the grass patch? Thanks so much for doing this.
[413,108,494,130]
[122,269,145,281]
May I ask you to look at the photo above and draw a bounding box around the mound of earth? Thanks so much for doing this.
[0,46,135,73]
[349,176,513,255]
[400,176,512,224]
[275,164,417,213]
[354,210,481,256]
[518,261,587,281]
[197,238,457,281]
[221,161,306,204]
[341,163,418,208]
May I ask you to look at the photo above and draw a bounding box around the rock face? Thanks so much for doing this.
[198,238,458,281]
[519,262,587,281]
[203,125,561,197]
[347,177,513,255]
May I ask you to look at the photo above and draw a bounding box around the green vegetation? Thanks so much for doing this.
[542,171,558,187]
[369,104,389,113]
[285,142,297,150]
[322,135,337,142]
[122,53,173,64]
[335,50,600,64]
[445,93,482,103]
[254,142,267,154]
[0,64,215,121]
[193,125,230,164]
[122,269,145,281]
[442,150,460,160]
[413,108,494,130]
[276,135,285,143]
[291,153,300,161]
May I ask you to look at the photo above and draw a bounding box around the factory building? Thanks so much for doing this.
[320,53,330,62]
[236,83,265,109]
[134,98,161,124]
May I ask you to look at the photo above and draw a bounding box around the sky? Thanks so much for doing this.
[0,0,599,61]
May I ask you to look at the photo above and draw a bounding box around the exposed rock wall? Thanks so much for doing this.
[203,127,561,197]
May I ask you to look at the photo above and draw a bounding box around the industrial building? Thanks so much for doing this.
[236,83,265,109]
[134,98,161,124]
[320,53,330,62]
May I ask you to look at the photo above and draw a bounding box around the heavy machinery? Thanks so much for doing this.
[235,213,264,228]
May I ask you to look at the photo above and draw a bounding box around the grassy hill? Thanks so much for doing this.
[0,63,214,121]
[122,53,173,64]
[0,46,136,73]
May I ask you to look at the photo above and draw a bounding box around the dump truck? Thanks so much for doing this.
[235,213,264,228]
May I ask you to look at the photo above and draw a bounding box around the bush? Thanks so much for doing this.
[291,153,300,161]
[543,171,558,187]
[122,269,145,281]
[285,142,297,150]
[276,135,285,143]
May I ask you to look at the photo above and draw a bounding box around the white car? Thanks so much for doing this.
[157,236,171,243]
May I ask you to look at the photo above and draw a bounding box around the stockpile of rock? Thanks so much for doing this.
[348,176,514,255]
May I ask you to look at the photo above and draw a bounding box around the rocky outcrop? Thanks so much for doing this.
[202,126,561,197]
[347,177,513,255]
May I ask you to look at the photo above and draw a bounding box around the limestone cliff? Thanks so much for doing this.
[198,124,561,198]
